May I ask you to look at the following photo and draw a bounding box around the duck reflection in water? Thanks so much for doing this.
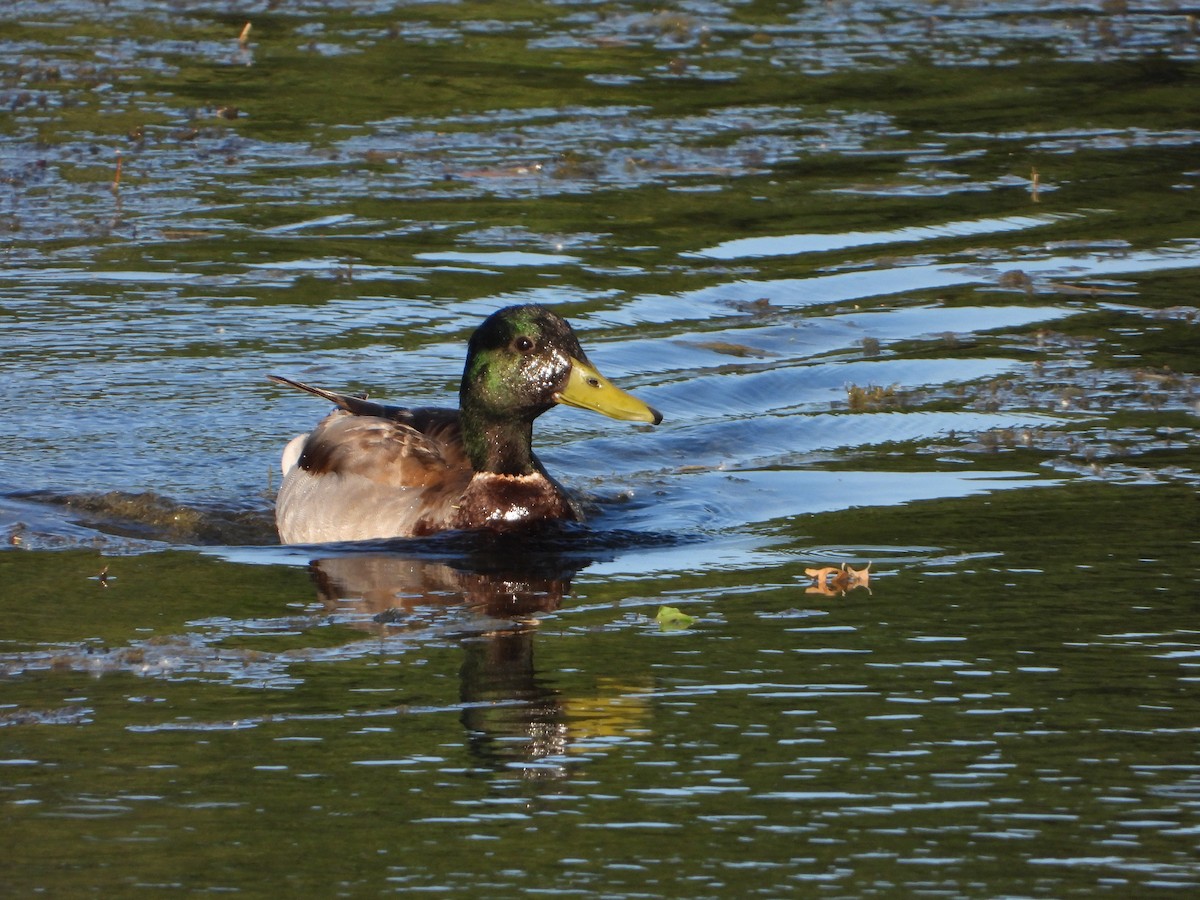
[305,537,593,778]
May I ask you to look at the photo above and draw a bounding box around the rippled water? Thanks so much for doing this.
[2,1,1199,895]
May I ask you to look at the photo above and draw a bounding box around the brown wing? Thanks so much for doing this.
[294,410,468,489]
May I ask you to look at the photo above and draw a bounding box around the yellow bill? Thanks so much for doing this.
[555,357,662,425]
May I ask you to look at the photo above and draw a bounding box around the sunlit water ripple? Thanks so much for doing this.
[1,1,1198,896]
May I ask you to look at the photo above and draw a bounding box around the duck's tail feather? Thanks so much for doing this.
[268,374,407,420]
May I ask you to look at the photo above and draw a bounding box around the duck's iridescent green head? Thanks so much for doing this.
[460,304,662,426]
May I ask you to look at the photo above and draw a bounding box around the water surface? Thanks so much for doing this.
[2,1,1198,895]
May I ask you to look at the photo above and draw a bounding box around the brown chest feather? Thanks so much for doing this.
[436,473,579,534]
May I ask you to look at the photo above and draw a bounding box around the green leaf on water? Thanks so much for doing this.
[655,606,697,631]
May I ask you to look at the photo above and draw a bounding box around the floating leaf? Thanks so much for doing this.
[805,563,873,597]
[655,606,697,631]
[846,562,872,593]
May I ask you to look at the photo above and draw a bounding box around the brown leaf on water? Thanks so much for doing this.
[804,566,839,588]
[805,562,873,597]
[830,568,853,593]
[845,562,872,593]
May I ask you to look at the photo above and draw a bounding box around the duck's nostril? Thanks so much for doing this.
[587,377,601,388]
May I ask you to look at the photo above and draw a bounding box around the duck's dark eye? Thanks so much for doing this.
[513,336,535,353]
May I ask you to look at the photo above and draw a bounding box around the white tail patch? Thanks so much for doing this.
[281,433,308,475]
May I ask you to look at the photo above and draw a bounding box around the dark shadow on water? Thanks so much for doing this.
[459,631,568,779]
[0,485,688,776]
[298,518,692,566]
[306,539,654,779]
[307,536,587,622]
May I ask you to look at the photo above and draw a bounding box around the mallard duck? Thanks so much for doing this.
[270,304,661,543]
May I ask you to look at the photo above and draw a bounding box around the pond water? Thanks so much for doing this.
[2,0,1199,895]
